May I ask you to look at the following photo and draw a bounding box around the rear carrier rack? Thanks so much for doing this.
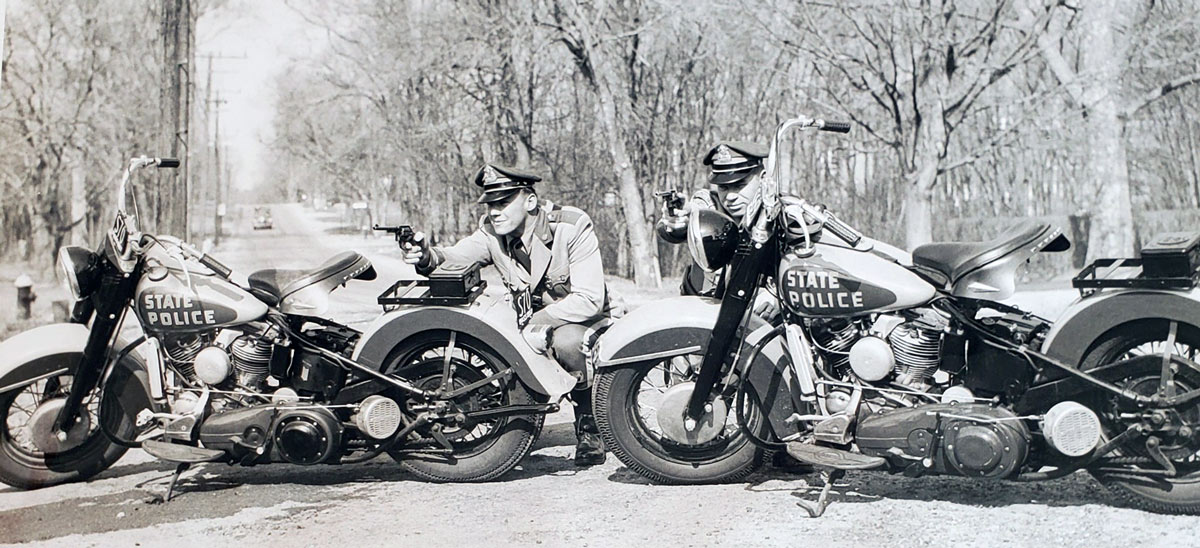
[378,263,486,310]
[1072,231,1200,296]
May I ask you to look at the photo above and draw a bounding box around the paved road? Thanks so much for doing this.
[1,205,1196,547]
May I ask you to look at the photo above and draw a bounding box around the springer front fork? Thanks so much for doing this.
[51,266,139,440]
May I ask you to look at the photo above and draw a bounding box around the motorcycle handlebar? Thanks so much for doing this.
[800,201,863,247]
[178,241,233,279]
[819,120,851,133]
[823,212,863,246]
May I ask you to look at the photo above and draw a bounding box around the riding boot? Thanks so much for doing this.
[571,387,606,466]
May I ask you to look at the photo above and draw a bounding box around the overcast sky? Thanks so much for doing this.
[198,0,327,192]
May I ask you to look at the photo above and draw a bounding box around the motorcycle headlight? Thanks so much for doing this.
[686,208,740,272]
[57,246,100,300]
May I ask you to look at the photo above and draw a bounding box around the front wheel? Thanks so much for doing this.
[593,355,767,484]
[1081,320,1200,514]
[0,354,138,489]
[385,331,544,482]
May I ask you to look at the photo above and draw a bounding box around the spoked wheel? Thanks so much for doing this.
[593,353,767,484]
[1081,320,1200,514]
[0,362,133,489]
[384,331,543,482]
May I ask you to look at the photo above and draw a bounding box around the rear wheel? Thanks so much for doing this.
[385,332,543,482]
[0,353,136,489]
[1081,320,1200,514]
[594,354,767,484]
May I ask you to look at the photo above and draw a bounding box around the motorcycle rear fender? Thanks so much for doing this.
[594,295,803,438]
[352,295,578,400]
[0,323,157,413]
[1041,288,1200,366]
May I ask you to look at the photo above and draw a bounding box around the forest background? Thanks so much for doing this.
[2,0,1200,288]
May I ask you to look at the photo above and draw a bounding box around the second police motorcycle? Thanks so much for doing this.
[590,115,1200,516]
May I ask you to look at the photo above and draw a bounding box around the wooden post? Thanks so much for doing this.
[158,0,193,239]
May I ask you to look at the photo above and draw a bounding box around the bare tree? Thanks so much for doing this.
[778,0,1051,247]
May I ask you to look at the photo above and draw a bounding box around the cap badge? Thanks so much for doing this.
[714,145,733,164]
[482,165,499,184]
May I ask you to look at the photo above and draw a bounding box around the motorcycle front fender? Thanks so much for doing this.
[1042,288,1200,367]
[594,296,802,438]
[352,295,578,400]
[0,323,156,412]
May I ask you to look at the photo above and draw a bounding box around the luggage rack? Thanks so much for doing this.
[377,263,487,310]
[1072,258,1198,297]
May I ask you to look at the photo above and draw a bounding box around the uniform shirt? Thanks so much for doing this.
[418,200,610,328]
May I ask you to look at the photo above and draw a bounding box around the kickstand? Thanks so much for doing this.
[793,468,844,518]
[165,463,190,502]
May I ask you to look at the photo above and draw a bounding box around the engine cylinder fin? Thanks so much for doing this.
[231,335,273,388]
[890,323,941,383]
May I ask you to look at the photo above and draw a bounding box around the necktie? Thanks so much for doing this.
[510,238,532,273]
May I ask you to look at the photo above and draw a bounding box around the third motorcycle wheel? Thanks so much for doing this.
[1081,319,1200,514]
[593,354,767,484]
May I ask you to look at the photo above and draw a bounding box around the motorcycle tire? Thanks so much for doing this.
[593,360,766,484]
[1081,319,1200,514]
[385,332,544,483]
[0,352,138,489]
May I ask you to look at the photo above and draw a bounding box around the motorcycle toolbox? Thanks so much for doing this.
[1141,231,1200,278]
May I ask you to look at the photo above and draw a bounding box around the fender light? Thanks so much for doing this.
[57,246,100,300]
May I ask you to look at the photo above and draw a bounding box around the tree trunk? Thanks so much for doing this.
[903,183,934,247]
[1080,0,1135,262]
[593,62,661,287]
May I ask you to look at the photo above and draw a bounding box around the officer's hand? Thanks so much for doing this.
[752,292,780,320]
[521,324,552,355]
[402,232,429,265]
[660,202,689,230]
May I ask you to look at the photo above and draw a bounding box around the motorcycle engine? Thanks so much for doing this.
[856,402,1030,478]
[811,309,947,386]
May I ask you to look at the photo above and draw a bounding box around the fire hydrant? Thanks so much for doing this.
[14,274,36,320]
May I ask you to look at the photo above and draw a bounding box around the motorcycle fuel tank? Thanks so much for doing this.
[778,243,935,317]
[135,267,268,331]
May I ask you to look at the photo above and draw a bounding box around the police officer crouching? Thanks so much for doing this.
[402,163,615,466]
[657,141,777,317]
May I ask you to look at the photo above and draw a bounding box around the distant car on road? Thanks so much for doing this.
[253,207,273,230]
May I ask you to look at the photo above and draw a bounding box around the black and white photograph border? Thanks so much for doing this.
[2,0,1200,546]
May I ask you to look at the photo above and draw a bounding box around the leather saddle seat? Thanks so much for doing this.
[910,222,1057,286]
[247,251,377,307]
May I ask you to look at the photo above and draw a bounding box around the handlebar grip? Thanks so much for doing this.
[199,254,233,279]
[824,214,862,246]
[819,121,851,133]
[157,158,180,168]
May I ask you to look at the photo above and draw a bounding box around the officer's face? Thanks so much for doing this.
[488,190,536,236]
[715,174,761,219]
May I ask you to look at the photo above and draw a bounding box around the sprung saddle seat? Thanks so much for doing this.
[910,222,1063,286]
[247,251,377,306]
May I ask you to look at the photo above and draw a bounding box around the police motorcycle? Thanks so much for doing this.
[0,156,573,496]
[591,115,1200,515]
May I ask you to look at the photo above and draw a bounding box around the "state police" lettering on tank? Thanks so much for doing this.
[782,269,865,311]
[141,293,217,327]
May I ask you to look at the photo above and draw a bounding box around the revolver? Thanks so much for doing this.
[654,189,686,211]
[372,224,416,248]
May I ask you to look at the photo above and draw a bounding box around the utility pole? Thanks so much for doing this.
[0,0,7,99]
[212,90,226,245]
[198,51,244,248]
[158,0,194,239]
